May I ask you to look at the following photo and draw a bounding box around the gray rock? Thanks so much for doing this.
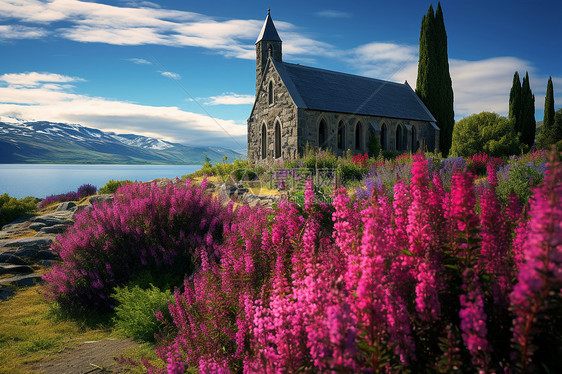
[39,224,69,234]
[33,250,60,261]
[0,263,34,275]
[55,201,77,212]
[0,252,29,265]
[89,194,114,206]
[30,211,73,226]
[0,236,52,250]
[29,222,46,231]
[0,274,43,287]
[0,286,14,301]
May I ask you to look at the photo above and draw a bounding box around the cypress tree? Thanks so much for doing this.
[416,3,454,156]
[509,72,522,136]
[542,76,555,143]
[520,72,536,148]
[434,2,454,156]
[416,5,436,109]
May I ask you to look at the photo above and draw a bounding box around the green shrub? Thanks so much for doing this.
[112,283,173,342]
[0,194,38,228]
[450,112,522,157]
[382,150,398,160]
[99,179,133,194]
[497,163,545,205]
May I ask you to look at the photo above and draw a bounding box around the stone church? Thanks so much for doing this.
[247,11,439,162]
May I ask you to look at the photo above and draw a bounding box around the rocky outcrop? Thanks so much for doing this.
[0,200,88,299]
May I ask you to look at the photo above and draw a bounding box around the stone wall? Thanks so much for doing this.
[247,61,298,162]
[297,110,439,156]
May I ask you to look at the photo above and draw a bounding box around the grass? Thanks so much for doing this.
[0,285,112,374]
[0,284,166,374]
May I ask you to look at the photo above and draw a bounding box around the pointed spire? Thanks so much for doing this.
[256,9,282,44]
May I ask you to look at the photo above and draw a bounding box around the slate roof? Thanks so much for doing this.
[255,12,282,44]
[272,60,436,123]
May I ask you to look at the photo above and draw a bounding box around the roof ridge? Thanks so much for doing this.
[281,61,405,87]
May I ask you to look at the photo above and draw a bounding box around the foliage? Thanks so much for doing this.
[99,179,133,194]
[450,112,522,157]
[144,152,560,373]
[416,3,454,156]
[367,133,381,157]
[538,78,560,148]
[43,180,234,314]
[520,72,536,148]
[496,161,545,205]
[112,284,173,342]
[39,184,97,209]
[509,71,522,136]
[0,194,38,228]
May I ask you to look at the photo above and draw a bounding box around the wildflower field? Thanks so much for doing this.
[40,149,561,373]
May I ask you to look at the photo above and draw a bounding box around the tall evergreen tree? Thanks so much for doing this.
[416,3,454,156]
[520,72,536,148]
[542,76,555,143]
[434,3,454,156]
[509,72,522,135]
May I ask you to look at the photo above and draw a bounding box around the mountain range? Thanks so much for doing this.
[0,120,244,164]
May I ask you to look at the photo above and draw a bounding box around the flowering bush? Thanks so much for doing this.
[39,184,97,209]
[143,153,561,373]
[43,180,234,313]
[352,153,369,167]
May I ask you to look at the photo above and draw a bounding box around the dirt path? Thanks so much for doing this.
[33,338,139,374]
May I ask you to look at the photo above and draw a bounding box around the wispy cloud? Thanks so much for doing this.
[203,93,254,105]
[315,10,352,19]
[125,58,152,65]
[0,72,85,88]
[0,0,334,61]
[0,72,246,147]
[160,71,180,80]
[0,25,48,39]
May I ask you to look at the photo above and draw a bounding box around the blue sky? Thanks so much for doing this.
[0,0,560,150]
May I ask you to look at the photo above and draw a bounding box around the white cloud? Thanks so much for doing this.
[160,71,180,80]
[0,0,335,61]
[126,58,152,65]
[0,24,47,39]
[0,72,246,147]
[351,42,418,79]
[315,10,352,19]
[0,72,85,87]
[204,93,254,105]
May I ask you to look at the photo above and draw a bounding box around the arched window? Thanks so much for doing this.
[412,126,417,152]
[274,121,281,159]
[355,121,363,151]
[268,81,274,105]
[261,123,267,159]
[381,123,387,151]
[268,44,273,57]
[337,121,345,150]
[318,119,327,148]
[396,124,403,151]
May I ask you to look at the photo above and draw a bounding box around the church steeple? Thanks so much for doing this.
[255,9,282,93]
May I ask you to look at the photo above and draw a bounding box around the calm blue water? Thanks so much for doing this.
[0,164,201,199]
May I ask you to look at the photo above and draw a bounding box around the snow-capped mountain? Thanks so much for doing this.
[0,120,244,164]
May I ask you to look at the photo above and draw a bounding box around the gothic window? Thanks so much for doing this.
[274,121,281,159]
[268,81,274,105]
[268,44,273,57]
[261,123,267,159]
[355,121,363,151]
[337,121,345,150]
[396,124,403,151]
[412,126,417,152]
[318,119,327,148]
[381,123,387,151]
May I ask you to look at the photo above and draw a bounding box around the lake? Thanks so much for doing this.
[0,164,201,199]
